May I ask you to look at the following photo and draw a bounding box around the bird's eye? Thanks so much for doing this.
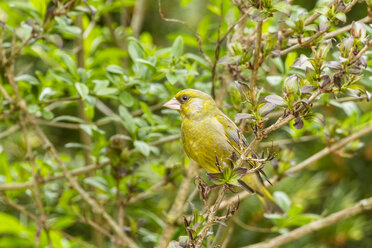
[182,95,189,101]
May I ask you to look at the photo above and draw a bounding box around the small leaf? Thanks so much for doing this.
[300,85,315,94]
[134,140,151,157]
[235,113,255,122]
[293,117,304,129]
[250,8,269,22]
[84,177,109,192]
[53,115,85,123]
[327,61,341,70]
[265,94,286,106]
[274,2,291,16]
[171,36,184,59]
[319,75,331,88]
[258,102,276,116]
[119,92,135,107]
[15,74,39,85]
[106,65,125,75]
[166,72,178,84]
[119,106,136,135]
[291,54,312,71]
[75,83,89,100]
[128,40,145,60]
[273,191,291,212]
[335,12,346,23]
[60,54,77,76]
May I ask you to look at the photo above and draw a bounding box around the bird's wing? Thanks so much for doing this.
[214,113,248,155]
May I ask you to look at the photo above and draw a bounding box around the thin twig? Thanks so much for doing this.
[0,124,20,139]
[234,218,274,233]
[251,20,263,94]
[349,40,372,65]
[195,187,227,248]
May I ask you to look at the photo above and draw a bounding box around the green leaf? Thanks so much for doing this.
[42,110,54,120]
[166,72,178,84]
[60,54,77,76]
[75,83,89,100]
[96,87,119,96]
[140,101,155,125]
[335,12,346,23]
[274,2,291,16]
[135,58,156,72]
[171,36,184,59]
[273,191,291,212]
[14,74,39,85]
[84,176,109,192]
[0,212,29,236]
[288,204,304,217]
[52,115,85,123]
[106,65,125,75]
[134,140,151,156]
[128,40,145,60]
[119,92,135,107]
[119,106,136,135]
[285,52,297,72]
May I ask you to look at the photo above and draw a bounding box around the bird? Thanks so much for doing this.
[163,89,283,214]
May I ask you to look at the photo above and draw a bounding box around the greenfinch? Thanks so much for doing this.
[164,89,283,214]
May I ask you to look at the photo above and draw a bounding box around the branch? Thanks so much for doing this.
[156,161,198,248]
[195,186,227,248]
[242,196,372,248]
[0,124,20,139]
[0,162,109,191]
[251,20,263,93]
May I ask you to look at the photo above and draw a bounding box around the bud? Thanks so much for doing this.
[283,75,299,94]
[351,21,366,39]
[228,42,243,56]
[339,37,354,56]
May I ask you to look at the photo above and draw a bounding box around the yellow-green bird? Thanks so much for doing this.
[164,89,283,214]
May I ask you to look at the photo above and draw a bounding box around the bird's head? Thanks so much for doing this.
[163,89,217,119]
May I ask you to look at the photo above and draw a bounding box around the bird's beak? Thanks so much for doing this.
[163,97,181,110]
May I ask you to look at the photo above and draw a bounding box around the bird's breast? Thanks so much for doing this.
[181,117,234,173]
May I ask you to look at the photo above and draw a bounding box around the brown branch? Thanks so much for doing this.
[157,0,186,25]
[156,161,198,248]
[242,196,372,248]
[4,35,35,66]
[234,217,274,233]
[349,40,372,65]
[126,181,166,204]
[0,162,108,191]
[0,124,20,139]
[131,0,146,37]
[251,20,263,94]
[19,111,53,246]
[259,135,317,148]
[195,187,227,248]
[324,16,372,39]
[278,30,327,56]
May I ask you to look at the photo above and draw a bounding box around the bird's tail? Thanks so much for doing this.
[238,173,284,215]
[257,187,284,215]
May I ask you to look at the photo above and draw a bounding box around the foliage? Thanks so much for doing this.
[0,0,372,247]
